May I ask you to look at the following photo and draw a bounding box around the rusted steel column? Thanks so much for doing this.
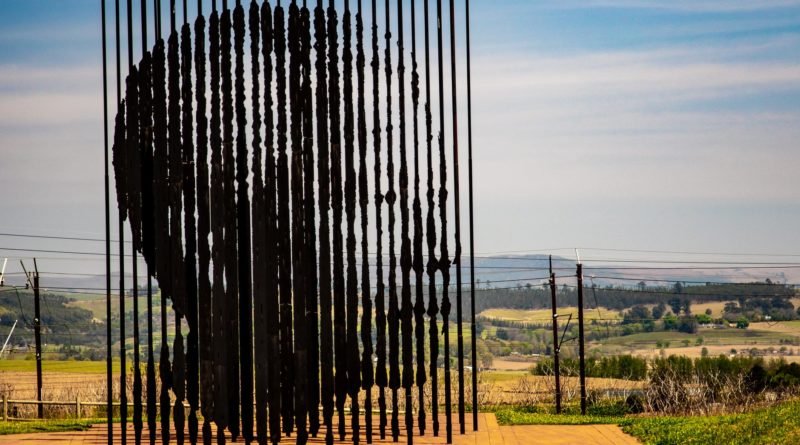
[328,0,349,440]
[193,3,214,441]
[409,0,427,435]
[422,0,440,436]
[180,14,200,443]
[274,3,295,435]
[260,3,281,443]
[343,1,363,443]
[300,4,321,437]
[396,1,416,443]
[289,2,309,443]
[233,2,255,441]
[448,0,466,435]
[383,0,401,441]
[208,3,229,441]
[314,1,335,443]
[435,0,453,441]
[370,0,388,440]
[249,2,268,443]
[223,3,242,440]
[355,1,374,442]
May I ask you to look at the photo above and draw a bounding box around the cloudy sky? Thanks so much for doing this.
[1,0,799,280]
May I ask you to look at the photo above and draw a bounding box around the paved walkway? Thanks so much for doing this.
[1,414,639,444]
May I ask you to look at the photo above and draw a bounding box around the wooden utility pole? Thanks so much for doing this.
[548,256,561,414]
[23,259,44,419]
[576,252,587,415]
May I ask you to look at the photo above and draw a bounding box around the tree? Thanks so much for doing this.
[663,313,678,330]
[669,297,682,315]
[495,328,509,340]
[681,299,691,315]
[705,308,712,316]
[476,340,493,370]
[652,302,666,320]
[736,317,750,329]
[701,347,709,357]
[623,305,651,325]
[677,316,698,334]
[696,313,712,325]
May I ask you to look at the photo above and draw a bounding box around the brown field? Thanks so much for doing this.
[750,321,800,336]
[0,370,111,419]
[691,301,733,318]
[626,345,800,363]
[492,358,537,371]
[478,372,644,407]
[480,307,622,325]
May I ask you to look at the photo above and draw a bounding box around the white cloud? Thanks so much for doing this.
[467,40,800,205]
[555,0,800,12]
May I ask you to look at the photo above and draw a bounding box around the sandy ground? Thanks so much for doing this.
[0,413,639,444]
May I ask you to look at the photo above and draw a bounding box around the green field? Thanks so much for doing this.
[0,419,97,435]
[498,399,800,445]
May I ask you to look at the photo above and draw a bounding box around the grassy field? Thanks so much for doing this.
[619,400,800,445]
[0,360,117,373]
[0,419,97,435]
[498,399,800,445]
[593,326,793,353]
[750,320,800,335]
[480,307,623,324]
[691,301,732,318]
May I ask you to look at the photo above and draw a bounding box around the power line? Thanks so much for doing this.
[0,232,131,244]
[0,246,133,258]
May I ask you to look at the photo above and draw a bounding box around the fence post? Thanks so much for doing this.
[76,396,81,420]
[2,394,6,421]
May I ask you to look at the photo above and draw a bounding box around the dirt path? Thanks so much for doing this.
[1,414,639,444]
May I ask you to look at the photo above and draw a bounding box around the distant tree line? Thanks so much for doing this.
[473,281,795,314]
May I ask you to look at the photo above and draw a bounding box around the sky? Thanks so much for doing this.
[0,0,799,281]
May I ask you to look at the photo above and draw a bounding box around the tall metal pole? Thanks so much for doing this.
[576,252,586,415]
[548,256,561,414]
[32,262,43,419]
[465,0,478,430]
[114,0,128,439]
[101,0,114,441]
[448,0,465,434]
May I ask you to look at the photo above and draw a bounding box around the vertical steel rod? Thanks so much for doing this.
[101,0,114,441]
[465,0,477,430]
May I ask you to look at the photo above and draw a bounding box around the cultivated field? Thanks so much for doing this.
[480,307,623,325]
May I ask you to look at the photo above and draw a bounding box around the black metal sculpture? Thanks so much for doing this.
[356,1,373,443]
[435,0,453,442]
[249,2,268,443]
[301,5,321,438]
[410,0,426,436]
[104,1,479,443]
[370,0,388,440]
[422,0,440,437]
[314,1,334,443]
[209,2,229,442]
[194,2,213,442]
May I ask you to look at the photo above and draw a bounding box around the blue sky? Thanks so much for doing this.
[0,0,799,279]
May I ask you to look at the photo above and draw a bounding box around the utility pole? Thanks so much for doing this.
[22,259,43,419]
[548,256,561,414]
[0,258,7,287]
[575,250,587,415]
[1,320,18,357]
